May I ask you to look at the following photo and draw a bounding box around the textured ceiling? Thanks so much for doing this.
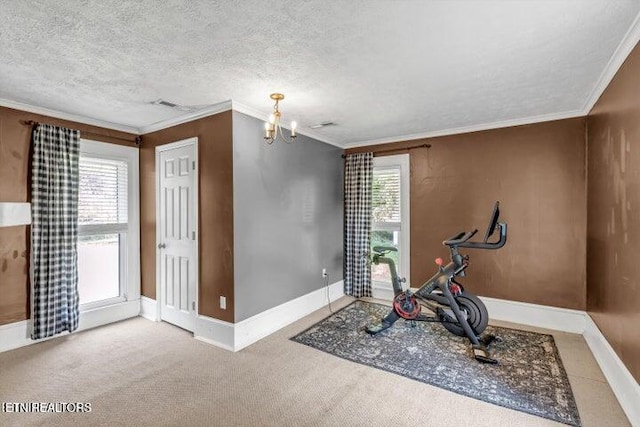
[1,1,639,146]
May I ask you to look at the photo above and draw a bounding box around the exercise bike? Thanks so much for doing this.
[365,202,507,364]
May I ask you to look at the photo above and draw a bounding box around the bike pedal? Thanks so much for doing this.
[365,321,391,335]
[472,345,498,364]
[480,334,497,347]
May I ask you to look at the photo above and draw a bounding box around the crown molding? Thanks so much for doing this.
[230,100,268,123]
[0,97,139,134]
[343,109,586,149]
[231,100,344,148]
[293,127,343,148]
[582,11,640,114]
[139,100,232,134]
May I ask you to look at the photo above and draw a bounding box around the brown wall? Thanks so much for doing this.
[587,42,640,382]
[347,118,587,310]
[140,111,234,322]
[0,106,137,325]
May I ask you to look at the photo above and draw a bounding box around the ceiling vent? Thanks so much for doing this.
[151,99,195,112]
[309,121,336,129]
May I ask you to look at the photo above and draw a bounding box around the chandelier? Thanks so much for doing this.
[264,93,297,144]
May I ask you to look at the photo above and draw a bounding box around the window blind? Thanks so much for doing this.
[372,167,401,223]
[79,157,128,227]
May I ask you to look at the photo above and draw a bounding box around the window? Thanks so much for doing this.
[78,140,140,309]
[371,154,410,293]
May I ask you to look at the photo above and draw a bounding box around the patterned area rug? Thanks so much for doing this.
[292,300,581,426]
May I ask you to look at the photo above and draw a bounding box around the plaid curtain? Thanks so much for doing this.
[31,124,81,340]
[344,152,373,297]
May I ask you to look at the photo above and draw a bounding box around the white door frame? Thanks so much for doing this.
[155,137,199,327]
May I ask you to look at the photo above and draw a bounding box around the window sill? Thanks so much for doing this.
[371,284,394,301]
[80,296,127,312]
[78,299,140,330]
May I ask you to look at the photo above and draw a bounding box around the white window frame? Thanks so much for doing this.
[371,154,410,298]
[78,139,140,311]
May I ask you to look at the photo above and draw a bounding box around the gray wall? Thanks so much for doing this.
[232,111,343,322]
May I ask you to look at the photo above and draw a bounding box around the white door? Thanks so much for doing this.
[157,139,198,331]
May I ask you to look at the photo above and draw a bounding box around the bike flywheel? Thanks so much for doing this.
[393,292,421,320]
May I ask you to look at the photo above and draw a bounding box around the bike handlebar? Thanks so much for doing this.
[443,229,478,246]
[443,223,507,250]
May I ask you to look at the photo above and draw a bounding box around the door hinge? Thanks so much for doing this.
[192,301,196,311]
[192,231,196,240]
[192,161,196,170]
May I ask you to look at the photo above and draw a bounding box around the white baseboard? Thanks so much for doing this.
[583,315,640,427]
[139,294,236,350]
[191,280,345,352]
[140,296,159,321]
[0,320,31,353]
[193,315,236,351]
[479,296,587,334]
[234,280,345,351]
[141,296,236,351]
[0,299,140,353]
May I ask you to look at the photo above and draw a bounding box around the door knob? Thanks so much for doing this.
[158,243,166,249]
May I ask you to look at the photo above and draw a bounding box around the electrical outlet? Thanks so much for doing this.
[220,296,226,310]
[322,268,327,278]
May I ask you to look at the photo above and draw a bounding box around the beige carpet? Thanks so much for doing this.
[0,297,630,427]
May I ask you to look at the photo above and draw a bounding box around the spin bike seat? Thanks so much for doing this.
[373,246,397,255]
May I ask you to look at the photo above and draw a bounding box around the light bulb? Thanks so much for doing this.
[291,121,297,137]
[269,114,276,125]
[264,122,270,138]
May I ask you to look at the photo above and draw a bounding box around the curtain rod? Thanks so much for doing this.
[21,120,142,146]
[342,143,431,158]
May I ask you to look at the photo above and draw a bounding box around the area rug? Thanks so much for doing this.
[292,300,581,426]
